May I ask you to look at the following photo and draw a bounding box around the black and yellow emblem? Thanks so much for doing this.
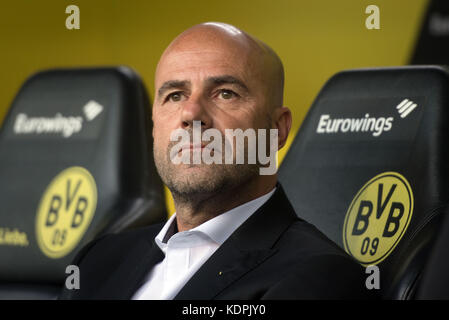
[36,167,97,259]
[343,172,413,265]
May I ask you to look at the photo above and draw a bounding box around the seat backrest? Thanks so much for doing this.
[0,67,166,298]
[279,66,449,299]
[416,206,449,299]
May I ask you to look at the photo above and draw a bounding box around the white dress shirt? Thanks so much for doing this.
[132,188,276,300]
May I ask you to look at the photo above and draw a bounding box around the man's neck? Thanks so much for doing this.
[172,175,277,232]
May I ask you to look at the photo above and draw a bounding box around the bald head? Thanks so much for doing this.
[155,22,284,108]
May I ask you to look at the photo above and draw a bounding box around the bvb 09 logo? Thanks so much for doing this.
[343,172,414,265]
[36,167,97,259]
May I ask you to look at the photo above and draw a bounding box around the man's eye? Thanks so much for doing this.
[219,90,237,100]
[167,92,183,102]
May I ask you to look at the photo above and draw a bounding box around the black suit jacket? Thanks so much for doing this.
[60,185,374,299]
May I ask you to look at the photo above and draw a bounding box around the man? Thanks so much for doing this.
[60,22,371,299]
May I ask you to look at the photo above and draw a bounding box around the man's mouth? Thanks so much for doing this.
[181,143,206,151]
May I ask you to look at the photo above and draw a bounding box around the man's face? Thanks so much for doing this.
[152,36,272,197]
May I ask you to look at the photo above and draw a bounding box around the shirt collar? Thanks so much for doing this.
[155,187,276,249]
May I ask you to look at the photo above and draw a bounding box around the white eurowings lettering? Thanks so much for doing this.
[13,113,83,138]
[316,114,394,137]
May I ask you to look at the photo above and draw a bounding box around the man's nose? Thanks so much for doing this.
[180,95,212,130]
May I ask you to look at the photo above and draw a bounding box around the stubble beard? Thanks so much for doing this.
[153,140,260,202]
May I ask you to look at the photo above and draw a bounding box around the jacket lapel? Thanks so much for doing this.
[92,237,164,299]
[174,235,277,300]
[174,185,298,299]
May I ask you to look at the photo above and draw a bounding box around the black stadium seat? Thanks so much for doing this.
[0,67,166,299]
[417,206,449,299]
[279,66,449,299]
[410,0,449,66]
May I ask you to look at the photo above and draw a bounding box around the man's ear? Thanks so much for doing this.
[274,106,292,150]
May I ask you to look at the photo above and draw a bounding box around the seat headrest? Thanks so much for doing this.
[411,0,449,65]
[0,67,166,283]
[279,66,449,298]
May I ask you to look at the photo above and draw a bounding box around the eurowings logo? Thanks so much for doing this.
[396,99,418,119]
[316,114,394,137]
[316,98,419,137]
[13,100,104,138]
